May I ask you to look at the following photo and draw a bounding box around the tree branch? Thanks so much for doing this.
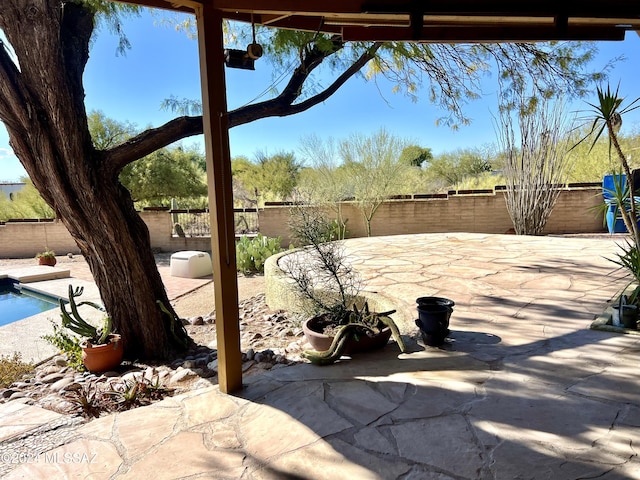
[105,115,204,175]
[60,1,94,116]
[229,42,383,127]
[105,40,382,171]
[0,39,29,132]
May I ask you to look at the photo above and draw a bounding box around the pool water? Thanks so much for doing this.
[0,282,59,326]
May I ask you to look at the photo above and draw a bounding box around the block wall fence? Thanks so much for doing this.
[260,186,606,245]
[0,211,211,259]
[0,186,606,259]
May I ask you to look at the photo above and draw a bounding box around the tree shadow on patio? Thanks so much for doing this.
[231,321,639,478]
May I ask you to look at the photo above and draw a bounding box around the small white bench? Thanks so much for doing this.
[169,251,212,278]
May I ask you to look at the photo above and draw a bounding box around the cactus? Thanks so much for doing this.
[376,314,406,354]
[59,285,113,345]
[302,324,370,365]
[344,303,406,354]
[302,302,407,366]
[236,234,284,274]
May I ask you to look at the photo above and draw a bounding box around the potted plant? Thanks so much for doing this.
[283,203,406,365]
[59,285,123,372]
[36,249,56,266]
[301,301,404,365]
[578,84,640,330]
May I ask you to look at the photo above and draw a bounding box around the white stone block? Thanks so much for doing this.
[169,251,212,278]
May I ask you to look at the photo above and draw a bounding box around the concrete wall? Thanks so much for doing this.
[259,186,606,246]
[0,212,212,259]
[0,220,78,258]
[0,186,606,259]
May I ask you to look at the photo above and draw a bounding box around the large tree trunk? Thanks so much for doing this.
[0,0,189,359]
[0,1,378,360]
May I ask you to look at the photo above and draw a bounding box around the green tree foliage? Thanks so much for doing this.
[426,148,493,190]
[297,135,351,235]
[256,151,300,199]
[367,42,605,129]
[88,111,207,207]
[455,171,505,191]
[119,146,207,206]
[340,128,411,236]
[231,151,301,205]
[568,126,640,182]
[399,145,433,167]
[167,18,607,131]
[0,179,54,221]
[298,133,429,234]
[80,1,141,54]
[88,110,137,149]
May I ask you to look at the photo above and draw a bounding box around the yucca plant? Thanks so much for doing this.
[578,84,640,306]
[578,83,640,246]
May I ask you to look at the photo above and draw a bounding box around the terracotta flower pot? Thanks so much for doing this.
[82,334,124,373]
[302,315,392,354]
[38,257,56,266]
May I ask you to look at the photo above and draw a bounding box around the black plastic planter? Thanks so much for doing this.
[416,300,453,347]
[621,304,638,329]
[416,297,455,328]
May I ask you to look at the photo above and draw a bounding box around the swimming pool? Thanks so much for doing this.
[0,281,60,326]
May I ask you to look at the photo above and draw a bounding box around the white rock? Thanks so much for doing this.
[169,368,199,385]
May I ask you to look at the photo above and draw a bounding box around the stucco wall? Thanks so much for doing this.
[259,186,606,246]
[0,186,606,259]
[0,211,212,259]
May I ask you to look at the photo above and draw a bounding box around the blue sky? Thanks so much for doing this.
[1,9,639,182]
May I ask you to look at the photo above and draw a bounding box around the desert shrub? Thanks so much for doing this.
[0,353,34,388]
[236,234,284,274]
[42,321,84,371]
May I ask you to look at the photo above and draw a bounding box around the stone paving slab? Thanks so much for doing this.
[1,233,639,479]
[0,266,70,283]
[0,403,64,443]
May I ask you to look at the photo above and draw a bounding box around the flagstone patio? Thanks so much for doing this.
[1,233,639,479]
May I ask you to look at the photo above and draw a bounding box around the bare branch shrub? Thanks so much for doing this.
[497,97,574,235]
[281,202,361,318]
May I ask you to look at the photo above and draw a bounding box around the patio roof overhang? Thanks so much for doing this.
[114,0,640,393]
[126,1,640,42]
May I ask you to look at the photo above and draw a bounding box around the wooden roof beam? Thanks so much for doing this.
[342,25,627,42]
[118,0,199,13]
[361,1,640,18]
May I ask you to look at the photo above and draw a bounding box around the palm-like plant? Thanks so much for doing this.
[579,84,640,246]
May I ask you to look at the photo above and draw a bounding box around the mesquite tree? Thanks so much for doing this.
[0,0,378,359]
[0,0,605,359]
